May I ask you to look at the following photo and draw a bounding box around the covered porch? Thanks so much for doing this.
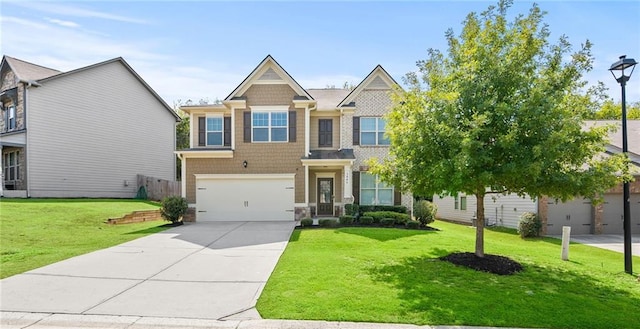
[301,150,355,218]
[0,140,27,198]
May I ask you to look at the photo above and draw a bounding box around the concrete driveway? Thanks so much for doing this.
[568,234,640,254]
[0,221,295,320]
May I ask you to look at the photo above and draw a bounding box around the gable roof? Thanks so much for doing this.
[338,65,399,107]
[36,57,180,121]
[225,55,313,101]
[585,120,640,160]
[1,56,61,81]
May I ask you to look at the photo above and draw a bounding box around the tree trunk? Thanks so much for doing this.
[475,193,485,257]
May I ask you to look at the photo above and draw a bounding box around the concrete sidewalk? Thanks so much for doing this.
[1,311,529,329]
[0,221,295,320]
[568,234,640,254]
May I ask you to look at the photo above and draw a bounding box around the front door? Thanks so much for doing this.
[317,178,334,216]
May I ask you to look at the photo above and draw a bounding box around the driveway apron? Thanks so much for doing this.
[0,221,295,320]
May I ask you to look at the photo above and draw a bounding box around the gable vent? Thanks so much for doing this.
[366,76,389,89]
[258,67,283,81]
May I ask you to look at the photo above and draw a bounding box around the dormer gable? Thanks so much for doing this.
[338,65,399,108]
[224,55,314,103]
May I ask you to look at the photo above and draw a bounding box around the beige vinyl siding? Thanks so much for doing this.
[27,61,176,198]
[434,193,537,229]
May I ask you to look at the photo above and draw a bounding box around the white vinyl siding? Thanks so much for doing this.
[27,61,176,197]
[434,193,537,229]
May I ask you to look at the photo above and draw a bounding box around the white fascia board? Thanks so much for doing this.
[194,173,296,180]
[175,150,233,158]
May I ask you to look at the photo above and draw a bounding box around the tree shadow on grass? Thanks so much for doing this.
[334,227,438,242]
[369,254,640,329]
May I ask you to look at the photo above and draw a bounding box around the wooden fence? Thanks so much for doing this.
[137,174,181,201]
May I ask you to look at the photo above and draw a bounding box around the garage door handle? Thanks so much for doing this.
[197,187,206,190]
[285,187,294,189]
[198,210,207,213]
[286,209,294,212]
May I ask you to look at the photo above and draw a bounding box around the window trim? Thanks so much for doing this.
[460,195,467,210]
[205,114,224,147]
[359,172,394,205]
[3,150,19,181]
[360,117,389,146]
[251,106,289,143]
[7,105,16,131]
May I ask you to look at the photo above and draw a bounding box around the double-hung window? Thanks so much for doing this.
[3,151,19,181]
[360,172,393,205]
[360,117,389,146]
[7,106,16,131]
[206,115,223,146]
[252,110,288,142]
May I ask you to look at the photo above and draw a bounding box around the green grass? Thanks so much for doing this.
[0,198,168,279]
[258,221,640,329]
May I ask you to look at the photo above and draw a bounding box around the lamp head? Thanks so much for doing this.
[610,55,637,84]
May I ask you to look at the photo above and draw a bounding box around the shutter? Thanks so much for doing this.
[243,111,251,142]
[353,116,360,145]
[198,117,206,146]
[352,171,360,204]
[289,110,296,142]
[223,117,231,146]
[394,188,402,206]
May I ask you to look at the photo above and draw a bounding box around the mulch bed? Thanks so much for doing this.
[440,252,523,275]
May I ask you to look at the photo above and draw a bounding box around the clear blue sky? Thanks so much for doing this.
[2,1,639,106]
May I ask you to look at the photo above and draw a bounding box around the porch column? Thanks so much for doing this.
[304,164,309,204]
[0,145,3,197]
[189,112,195,148]
[343,164,352,203]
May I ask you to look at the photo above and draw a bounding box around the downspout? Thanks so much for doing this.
[20,80,40,198]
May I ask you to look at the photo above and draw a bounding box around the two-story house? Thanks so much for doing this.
[176,55,410,221]
[0,55,180,198]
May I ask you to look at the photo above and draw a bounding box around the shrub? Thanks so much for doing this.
[359,216,374,225]
[518,212,541,238]
[160,196,188,224]
[345,204,359,216]
[363,211,411,225]
[300,217,313,227]
[405,220,420,229]
[339,215,355,225]
[358,205,407,214]
[413,200,437,226]
[381,218,395,227]
[319,219,338,228]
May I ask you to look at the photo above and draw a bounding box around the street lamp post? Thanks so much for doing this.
[609,55,637,275]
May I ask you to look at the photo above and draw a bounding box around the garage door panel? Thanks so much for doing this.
[634,195,640,234]
[602,195,624,234]
[196,175,294,221]
[546,198,592,235]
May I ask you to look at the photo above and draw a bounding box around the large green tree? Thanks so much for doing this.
[371,0,629,257]
[590,100,640,120]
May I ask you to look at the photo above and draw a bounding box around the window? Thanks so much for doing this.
[360,172,393,205]
[318,119,332,147]
[206,116,223,146]
[460,196,467,210]
[360,117,389,146]
[252,111,288,142]
[3,151,19,181]
[7,105,16,130]
[454,196,459,209]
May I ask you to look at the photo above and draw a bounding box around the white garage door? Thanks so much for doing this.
[602,194,624,234]
[195,174,295,221]
[546,198,592,235]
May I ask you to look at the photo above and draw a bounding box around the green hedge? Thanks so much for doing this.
[362,211,411,224]
[358,205,407,214]
[339,215,355,225]
[359,216,374,225]
[300,218,313,227]
[319,219,339,228]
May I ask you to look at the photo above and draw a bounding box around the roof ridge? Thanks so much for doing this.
[4,55,61,74]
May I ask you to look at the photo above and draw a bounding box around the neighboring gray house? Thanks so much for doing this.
[434,120,640,235]
[0,55,180,198]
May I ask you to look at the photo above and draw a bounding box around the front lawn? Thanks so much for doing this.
[258,221,640,329]
[0,198,167,279]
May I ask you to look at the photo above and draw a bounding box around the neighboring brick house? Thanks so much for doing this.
[176,55,410,221]
[0,55,180,198]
